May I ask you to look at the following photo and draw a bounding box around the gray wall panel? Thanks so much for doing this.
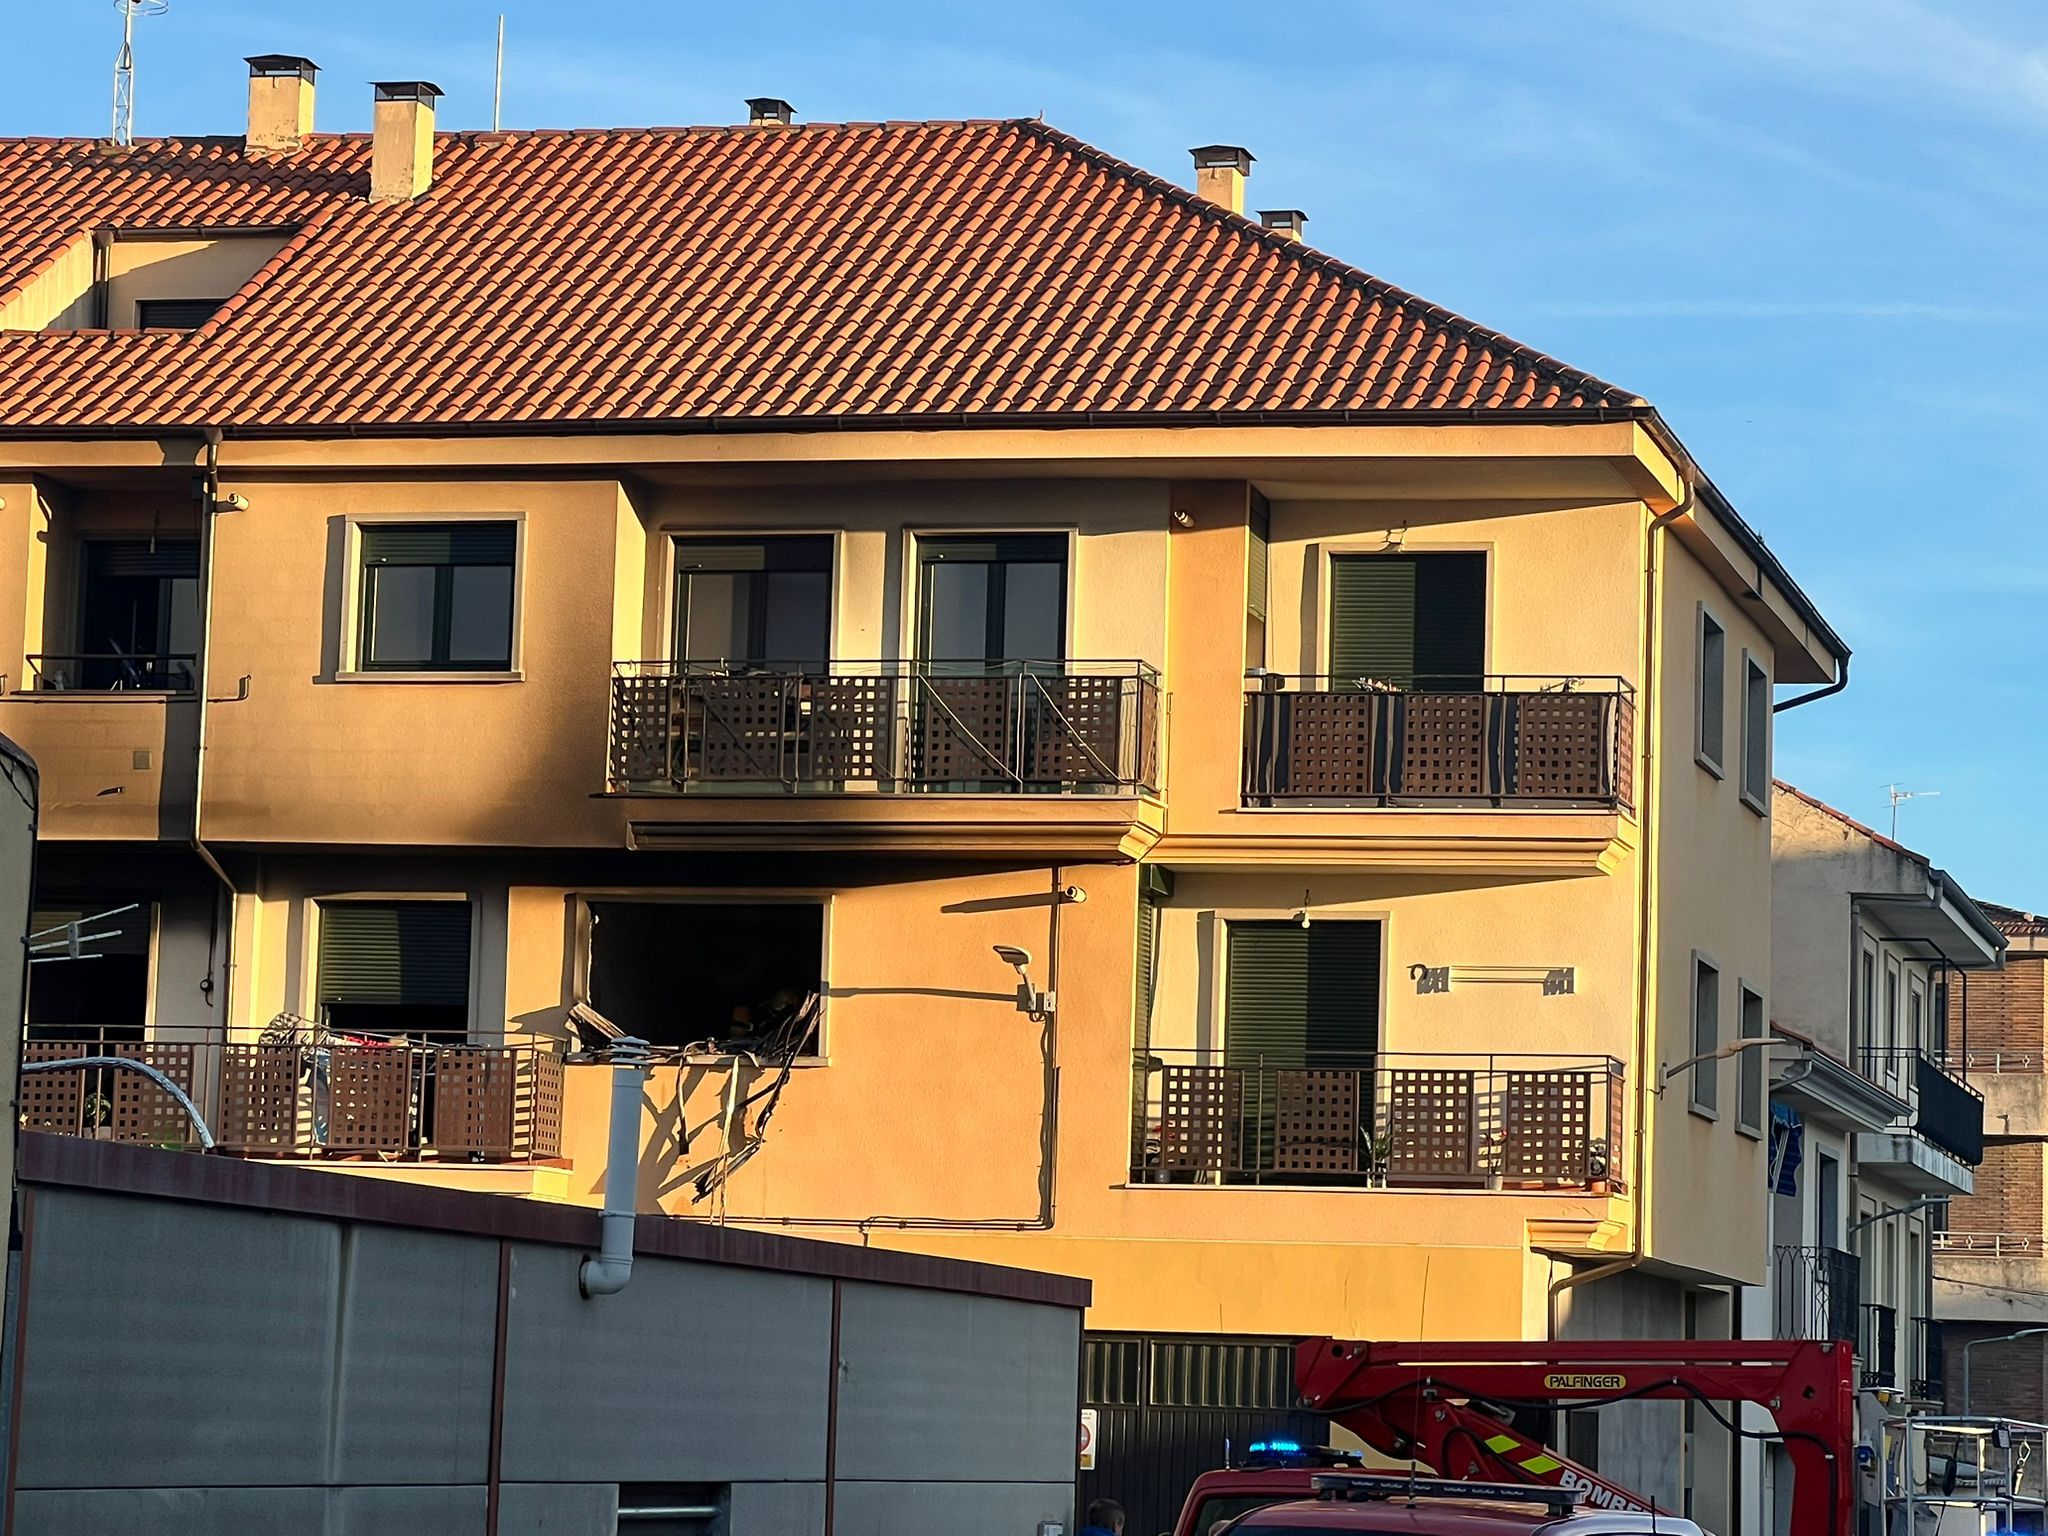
[331,1226,498,1485]
[498,1482,619,1535]
[332,1484,487,1536]
[499,1244,832,1483]
[730,1480,827,1536]
[831,1480,1075,1535]
[18,1189,340,1489]
[12,1486,329,1536]
[836,1283,1080,1484]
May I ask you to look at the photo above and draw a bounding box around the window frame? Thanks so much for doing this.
[1737,981,1766,1138]
[1739,648,1770,813]
[571,889,833,1063]
[1690,950,1721,1119]
[1696,605,1727,778]
[305,893,479,1039]
[1320,545,1491,691]
[909,530,1074,665]
[668,533,835,671]
[338,512,527,683]
[1205,907,1390,1065]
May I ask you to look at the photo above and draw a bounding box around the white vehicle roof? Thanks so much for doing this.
[1547,1517,1707,1535]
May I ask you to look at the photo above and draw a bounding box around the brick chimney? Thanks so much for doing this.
[370,81,443,202]
[746,97,795,128]
[245,55,317,155]
[1260,209,1307,241]
[1191,145,1253,214]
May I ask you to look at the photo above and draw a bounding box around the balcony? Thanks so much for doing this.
[1129,1049,1624,1193]
[1854,1048,1984,1184]
[1772,1244,1860,1345]
[1911,1316,1945,1401]
[1241,674,1633,810]
[607,660,1165,859]
[20,651,196,693]
[19,1025,564,1164]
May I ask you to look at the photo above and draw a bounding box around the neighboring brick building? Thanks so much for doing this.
[1938,903,2048,1415]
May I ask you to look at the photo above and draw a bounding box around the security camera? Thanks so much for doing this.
[994,945,1033,969]
[1295,909,1312,929]
[1060,885,1087,904]
[212,493,249,512]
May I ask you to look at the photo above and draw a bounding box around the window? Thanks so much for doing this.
[1327,552,1485,690]
[1245,492,1270,672]
[1910,980,1926,1058]
[26,900,153,1032]
[1691,954,1721,1116]
[315,899,472,1037]
[356,522,516,672]
[1856,946,1876,1065]
[672,536,831,671]
[1885,962,1902,1084]
[585,900,823,1053]
[916,534,1067,664]
[1816,1150,1841,1248]
[1740,651,1770,810]
[1224,920,1381,1067]
[63,539,200,690]
[1697,608,1726,775]
[1738,985,1766,1136]
[134,297,224,329]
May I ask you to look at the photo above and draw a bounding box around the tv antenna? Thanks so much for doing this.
[111,0,170,148]
[1885,783,1939,841]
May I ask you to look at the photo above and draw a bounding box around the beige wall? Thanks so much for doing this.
[0,236,95,332]
[104,236,290,328]
[1645,535,1775,1282]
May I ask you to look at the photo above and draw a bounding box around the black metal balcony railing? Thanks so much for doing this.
[24,652,196,692]
[610,659,1161,795]
[1912,1316,1945,1401]
[1129,1049,1625,1192]
[1856,1047,1985,1165]
[1241,674,1634,809]
[1861,1302,1900,1388]
[19,1024,563,1162]
[1772,1245,1861,1346]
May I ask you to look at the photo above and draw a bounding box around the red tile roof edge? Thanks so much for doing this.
[1016,120,1642,413]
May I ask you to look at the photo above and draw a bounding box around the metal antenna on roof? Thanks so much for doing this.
[1885,783,1940,840]
[110,0,170,148]
[493,13,505,131]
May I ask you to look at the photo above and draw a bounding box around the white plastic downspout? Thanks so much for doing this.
[579,1036,651,1299]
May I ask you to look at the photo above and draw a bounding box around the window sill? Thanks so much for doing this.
[2,689,190,702]
[1736,1120,1764,1141]
[1740,789,1768,817]
[334,669,524,684]
[1696,751,1725,780]
[1688,1101,1720,1123]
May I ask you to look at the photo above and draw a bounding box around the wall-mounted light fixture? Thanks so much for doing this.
[995,944,1055,1020]
[1411,964,1575,996]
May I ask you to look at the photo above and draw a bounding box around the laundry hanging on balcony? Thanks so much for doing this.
[1769,1101,1804,1196]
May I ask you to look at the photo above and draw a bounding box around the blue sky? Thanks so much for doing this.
[9,2,2045,901]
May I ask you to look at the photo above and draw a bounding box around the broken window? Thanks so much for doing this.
[26,900,153,1035]
[585,901,823,1053]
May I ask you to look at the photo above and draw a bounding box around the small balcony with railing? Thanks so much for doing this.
[18,1023,567,1189]
[1853,1046,1983,1190]
[1772,1244,1861,1347]
[1128,1049,1625,1194]
[1241,674,1634,811]
[606,659,1165,858]
[1861,1302,1900,1388]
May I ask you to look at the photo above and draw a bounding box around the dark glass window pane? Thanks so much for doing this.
[1002,562,1063,660]
[680,571,752,661]
[448,564,514,665]
[763,570,830,669]
[923,561,989,662]
[365,565,437,667]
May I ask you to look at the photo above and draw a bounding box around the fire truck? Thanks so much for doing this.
[1170,1336,1857,1536]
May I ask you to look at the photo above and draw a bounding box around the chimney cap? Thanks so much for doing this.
[372,80,445,104]
[1191,144,1254,172]
[247,54,319,80]
[746,97,796,126]
[1259,208,1308,230]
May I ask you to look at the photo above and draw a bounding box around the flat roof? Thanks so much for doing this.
[17,1133,1090,1310]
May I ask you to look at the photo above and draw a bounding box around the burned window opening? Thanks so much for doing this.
[585,901,823,1055]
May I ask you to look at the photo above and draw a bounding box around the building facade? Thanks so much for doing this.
[1753,784,1997,1534]
[1,55,1850,1531]
[1934,903,2048,1418]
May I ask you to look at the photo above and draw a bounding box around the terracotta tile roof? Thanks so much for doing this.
[1976,901,2048,938]
[0,120,1640,435]
[1774,779,1926,865]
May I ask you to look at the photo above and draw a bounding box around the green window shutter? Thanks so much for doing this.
[361,523,515,566]
[317,901,472,1008]
[1135,896,1159,1055]
[1328,553,1485,689]
[89,540,201,579]
[1247,494,1271,622]
[1224,921,1380,1066]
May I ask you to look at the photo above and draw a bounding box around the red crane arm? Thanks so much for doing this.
[1295,1337,1855,1536]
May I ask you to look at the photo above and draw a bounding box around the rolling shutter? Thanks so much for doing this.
[88,540,200,579]
[1328,553,1485,689]
[1135,896,1159,1056]
[360,523,516,566]
[1224,921,1380,1067]
[316,901,472,1007]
